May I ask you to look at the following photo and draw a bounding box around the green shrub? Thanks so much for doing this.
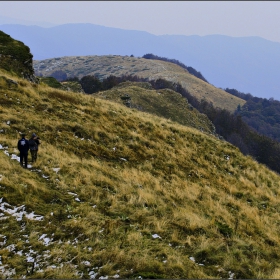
[216,221,233,237]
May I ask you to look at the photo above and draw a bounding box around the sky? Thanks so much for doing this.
[1,1,280,43]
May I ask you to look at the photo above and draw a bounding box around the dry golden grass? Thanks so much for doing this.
[0,69,279,278]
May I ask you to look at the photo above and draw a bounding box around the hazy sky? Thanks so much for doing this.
[1,1,280,42]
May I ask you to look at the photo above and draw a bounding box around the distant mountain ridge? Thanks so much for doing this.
[1,23,280,99]
[33,54,246,112]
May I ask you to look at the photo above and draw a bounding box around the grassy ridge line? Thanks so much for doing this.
[33,55,246,112]
[0,71,280,278]
[95,81,215,135]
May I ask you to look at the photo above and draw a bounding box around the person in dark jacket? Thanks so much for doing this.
[17,133,29,168]
[29,133,40,162]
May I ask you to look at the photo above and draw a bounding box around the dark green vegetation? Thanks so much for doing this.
[0,31,36,82]
[39,77,84,93]
[226,88,280,143]
[183,92,280,174]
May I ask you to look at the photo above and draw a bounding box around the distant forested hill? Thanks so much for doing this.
[225,88,280,143]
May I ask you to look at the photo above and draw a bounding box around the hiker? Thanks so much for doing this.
[29,133,40,162]
[17,133,29,168]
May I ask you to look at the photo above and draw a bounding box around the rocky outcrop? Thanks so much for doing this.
[0,31,37,82]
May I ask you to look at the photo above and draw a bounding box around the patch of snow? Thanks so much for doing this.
[17,250,23,256]
[228,271,235,279]
[224,155,230,160]
[25,212,44,221]
[73,237,79,244]
[0,265,16,278]
[152,234,161,239]
[52,168,60,173]
[26,256,35,263]
[0,234,7,246]
[120,158,127,161]
[99,276,108,279]
[189,256,195,262]
[6,244,16,252]
[82,261,91,266]
[68,192,78,196]
[89,271,99,279]
[38,234,52,246]
[10,154,20,161]
[75,197,81,202]
[0,198,44,221]
[31,169,41,173]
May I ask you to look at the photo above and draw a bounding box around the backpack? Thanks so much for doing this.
[29,138,37,150]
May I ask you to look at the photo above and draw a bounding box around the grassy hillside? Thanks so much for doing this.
[0,69,280,279]
[33,55,246,113]
[94,81,215,135]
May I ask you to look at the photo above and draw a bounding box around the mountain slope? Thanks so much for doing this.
[1,23,280,99]
[0,30,36,82]
[33,55,246,112]
[94,81,215,134]
[0,68,280,278]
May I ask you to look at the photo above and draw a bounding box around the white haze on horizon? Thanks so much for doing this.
[0,1,280,43]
